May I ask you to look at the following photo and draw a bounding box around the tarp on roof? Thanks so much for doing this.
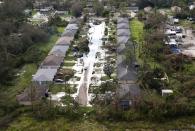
[49,45,69,56]
[61,30,77,37]
[117,36,129,44]
[33,68,57,82]
[117,29,130,36]
[55,36,73,45]
[66,24,79,30]
[117,23,129,29]
[41,54,64,67]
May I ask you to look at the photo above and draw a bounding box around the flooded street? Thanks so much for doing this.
[76,21,105,106]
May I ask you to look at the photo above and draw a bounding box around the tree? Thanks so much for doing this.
[99,81,117,94]
[125,48,134,65]
[103,64,114,78]
[94,0,104,16]
[78,37,90,53]
[71,2,82,17]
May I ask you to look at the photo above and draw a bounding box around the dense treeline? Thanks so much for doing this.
[0,0,48,85]
[108,0,190,8]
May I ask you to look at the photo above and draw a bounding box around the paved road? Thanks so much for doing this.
[76,69,89,106]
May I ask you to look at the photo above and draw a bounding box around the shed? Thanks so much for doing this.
[162,89,173,96]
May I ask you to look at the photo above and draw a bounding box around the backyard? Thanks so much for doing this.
[0,27,65,120]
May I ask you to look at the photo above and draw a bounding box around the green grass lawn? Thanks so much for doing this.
[57,26,65,33]
[101,76,113,81]
[130,19,144,43]
[6,113,195,131]
[63,62,75,67]
[130,19,144,64]
[49,84,77,94]
[179,20,194,28]
[37,27,65,53]
[64,55,76,61]
[31,10,37,16]
[0,64,37,102]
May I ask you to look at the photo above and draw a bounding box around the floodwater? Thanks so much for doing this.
[76,21,105,106]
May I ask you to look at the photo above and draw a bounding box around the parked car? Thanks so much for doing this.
[54,79,64,83]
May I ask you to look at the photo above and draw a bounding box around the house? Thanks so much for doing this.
[144,6,152,13]
[128,6,139,13]
[32,68,58,84]
[61,30,78,37]
[66,24,79,30]
[41,54,64,68]
[55,36,73,45]
[40,6,54,14]
[116,17,140,109]
[117,17,129,24]
[69,18,79,24]
[117,23,130,29]
[117,29,130,36]
[117,44,126,54]
[117,55,137,84]
[117,84,140,109]
[17,84,48,105]
[49,45,69,56]
[171,6,181,13]
[55,10,69,16]
[117,36,129,45]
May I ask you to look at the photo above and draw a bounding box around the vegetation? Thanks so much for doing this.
[1,0,195,130]
[103,64,114,78]
[49,84,77,94]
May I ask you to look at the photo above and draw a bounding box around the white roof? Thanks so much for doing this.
[32,12,48,21]
[189,5,195,10]
[162,89,173,93]
[173,18,179,23]
[33,68,57,82]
